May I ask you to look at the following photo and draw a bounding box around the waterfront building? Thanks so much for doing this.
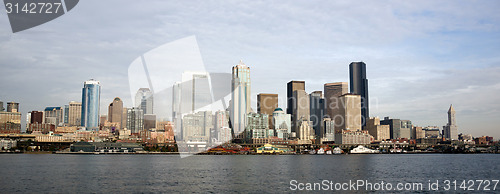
[6,102,19,113]
[322,117,335,142]
[135,88,154,114]
[273,108,291,139]
[126,107,144,134]
[334,130,371,145]
[349,62,369,126]
[44,107,63,127]
[108,97,123,128]
[81,79,101,130]
[366,117,390,141]
[443,104,458,140]
[231,60,251,136]
[257,93,278,129]
[309,91,325,140]
[182,111,212,143]
[68,101,81,127]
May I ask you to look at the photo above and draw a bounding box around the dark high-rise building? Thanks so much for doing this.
[309,91,325,140]
[30,111,44,124]
[0,101,4,112]
[349,62,369,126]
[380,117,401,139]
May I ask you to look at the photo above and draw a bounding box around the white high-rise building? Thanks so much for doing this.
[230,60,251,136]
[135,88,154,115]
[443,104,458,140]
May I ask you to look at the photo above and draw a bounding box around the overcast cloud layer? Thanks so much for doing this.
[0,0,499,138]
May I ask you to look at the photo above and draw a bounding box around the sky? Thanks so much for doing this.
[0,0,499,138]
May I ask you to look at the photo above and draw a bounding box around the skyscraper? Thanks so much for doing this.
[309,91,325,140]
[68,101,82,126]
[127,107,144,133]
[0,101,4,112]
[44,107,63,126]
[230,60,251,136]
[108,97,123,128]
[292,90,310,134]
[336,94,362,132]
[257,93,278,129]
[81,79,101,130]
[443,104,458,140]
[324,82,348,119]
[135,88,154,115]
[349,62,369,126]
[287,81,305,115]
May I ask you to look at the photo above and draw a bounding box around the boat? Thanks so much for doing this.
[308,149,316,155]
[350,145,380,154]
[332,147,343,155]
[326,150,332,155]
[316,148,325,155]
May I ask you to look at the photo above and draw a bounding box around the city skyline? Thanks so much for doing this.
[1,1,499,138]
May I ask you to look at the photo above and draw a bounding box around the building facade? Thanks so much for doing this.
[81,79,101,130]
[443,105,458,140]
[349,62,369,127]
[108,97,123,128]
[126,107,144,133]
[230,60,251,136]
[135,88,154,114]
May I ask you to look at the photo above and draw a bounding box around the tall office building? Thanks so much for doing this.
[81,79,101,130]
[380,117,401,139]
[7,102,19,112]
[257,93,278,129]
[292,90,310,134]
[63,105,69,124]
[335,94,362,132]
[309,91,325,140]
[324,82,348,120]
[366,117,390,141]
[287,81,305,115]
[68,101,82,126]
[443,105,458,140]
[29,111,43,124]
[349,62,369,126]
[44,107,63,126]
[126,107,144,133]
[108,97,123,126]
[135,88,154,114]
[230,60,251,135]
[0,101,3,111]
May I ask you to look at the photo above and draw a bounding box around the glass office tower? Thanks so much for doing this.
[81,79,101,130]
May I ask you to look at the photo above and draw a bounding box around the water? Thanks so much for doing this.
[0,154,499,193]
